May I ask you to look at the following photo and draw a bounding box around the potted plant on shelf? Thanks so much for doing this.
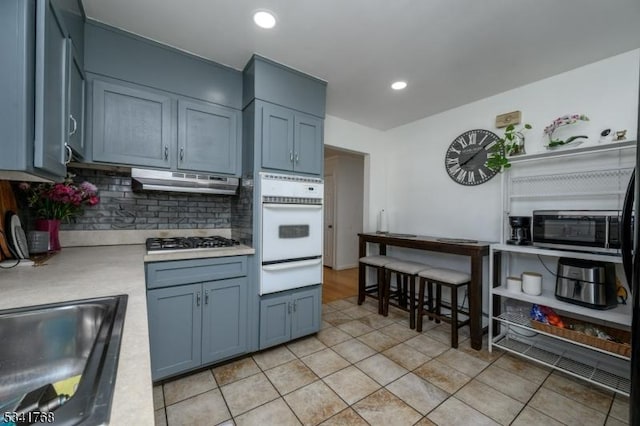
[19,174,100,251]
[544,113,590,149]
[487,123,532,172]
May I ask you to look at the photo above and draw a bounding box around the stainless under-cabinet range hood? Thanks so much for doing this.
[131,168,239,195]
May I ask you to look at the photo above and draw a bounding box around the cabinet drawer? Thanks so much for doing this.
[146,256,247,289]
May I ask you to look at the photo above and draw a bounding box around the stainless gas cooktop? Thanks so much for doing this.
[145,236,240,252]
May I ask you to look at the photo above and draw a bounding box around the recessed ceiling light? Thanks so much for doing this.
[253,10,277,29]
[391,81,407,90]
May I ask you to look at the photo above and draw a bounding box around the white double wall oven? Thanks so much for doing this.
[259,172,324,295]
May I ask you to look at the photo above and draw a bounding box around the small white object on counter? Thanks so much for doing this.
[506,276,522,292]
[522,272,543,295]
[378,209,388,233]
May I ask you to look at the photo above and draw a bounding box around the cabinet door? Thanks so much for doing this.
[92,79,172,168]
[291,286,322,340]
[147,284,202,381]
[261,103,295,172]
[259,294,291,350]
[66,40,85,157]
[293,114,323,175]
[178,99,240,175]
[34,0,68,178]
[202,277,248,364]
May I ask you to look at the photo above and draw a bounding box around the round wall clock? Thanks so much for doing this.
[444,129,499,186]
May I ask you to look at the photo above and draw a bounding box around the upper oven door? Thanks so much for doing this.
[262,203,323,262]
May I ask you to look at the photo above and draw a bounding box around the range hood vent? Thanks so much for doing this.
[131,168,239,195]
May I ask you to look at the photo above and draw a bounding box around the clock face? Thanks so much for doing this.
[445,129,499,186]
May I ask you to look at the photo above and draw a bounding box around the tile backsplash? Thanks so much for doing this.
[49,168,236,231]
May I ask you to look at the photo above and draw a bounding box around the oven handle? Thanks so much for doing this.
[263,204,322,210]
[262,258,322,271]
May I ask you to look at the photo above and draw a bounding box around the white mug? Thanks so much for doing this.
[521,272,542,296]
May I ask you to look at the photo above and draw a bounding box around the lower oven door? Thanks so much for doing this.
[260,257,323,295]
[262,203,323,262]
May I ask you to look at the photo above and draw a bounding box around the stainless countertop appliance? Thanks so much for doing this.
[555,257,617,310]
[145,236,240,253]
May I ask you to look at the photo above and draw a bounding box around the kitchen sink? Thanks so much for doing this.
[0,295,128,425]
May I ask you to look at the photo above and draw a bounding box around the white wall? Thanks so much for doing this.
[385,49,640,243]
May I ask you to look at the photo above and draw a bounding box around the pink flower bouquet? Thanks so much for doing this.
[20,174,100,221]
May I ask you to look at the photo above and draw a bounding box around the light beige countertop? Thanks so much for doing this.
[0,245,154,425]
[143,244,255,262]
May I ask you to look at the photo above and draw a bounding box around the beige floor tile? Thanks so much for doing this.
[492,353,550,385]
[323,311,354,326]
[332,338,377,363]
[436,348,490,377]
[423,324,469,346]
[234,398,301,426]
[217,421,234,426]
[320,408,368,425]
[212,357,261,386]
[166,389,230,426]
[287,336,328,358]
[511,406,564,426]
[220,373,279,417]
[357,330,400,352]
[321,320,332,330]
[264,359,318,395]
[360,299,380,313]
[324,366,381,405]
[414,417,437,425]
[345,295,360,304]
[404,334,449,358]
[609,394,630,423]
[155,409,167,426]
[413,359,471,394]
[337,319,375,337]
[358,313,396,329]
[163,370,217,405]
[252,345,297,370]
[543,371,613,414]
[353,388,422,426]
[529,387,606,426]
[355,353,408,386]
[153,385,164,409]
[322,304,337,314]
[342,305,374,320]
[475,365,539,403]
[301,348,350,378]
[606,416,629,426]
[327,299,353,310]
[457,337,504,363]
[317,326,352,347]
[427,397,499,426]
[386,373,448,415]
[382,343,431,371]
[455,379,523,425]
[284,381,347,425]
[379,322,421,341]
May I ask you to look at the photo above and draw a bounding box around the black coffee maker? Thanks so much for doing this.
[507,216,532,245]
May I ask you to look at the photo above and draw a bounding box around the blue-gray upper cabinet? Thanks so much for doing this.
[261,103,323,175]
[147,283,202,381]
[259,285,321,350]
[34,0,69,178]
[92,79,173,169]
[66,40,85,157]
[178,99,241,175]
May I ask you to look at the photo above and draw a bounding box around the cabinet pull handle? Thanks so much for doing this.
[196,292,201,307]
[289,151,294,162]
[180,147,184,161]
[164,146,169,161]
[205,290,209,305]
[64,143,73,164]
[69,115,77,136]
[295,153,299,163]
[293,301,297,312]
[288,302,292,314]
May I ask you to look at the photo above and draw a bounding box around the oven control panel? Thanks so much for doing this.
[260,172,323,199]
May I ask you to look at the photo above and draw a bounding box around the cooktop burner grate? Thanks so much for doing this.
[146,236,240,251]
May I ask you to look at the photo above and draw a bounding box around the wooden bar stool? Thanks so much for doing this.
[417,267,470,348]
[384,261,432,329]
[358,255,400,314]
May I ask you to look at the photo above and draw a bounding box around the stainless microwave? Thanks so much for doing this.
[532,210,624,254]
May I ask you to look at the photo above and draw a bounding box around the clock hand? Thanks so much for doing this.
[458,140,497,168]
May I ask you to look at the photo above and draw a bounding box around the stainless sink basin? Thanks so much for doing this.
[0,295,128,425]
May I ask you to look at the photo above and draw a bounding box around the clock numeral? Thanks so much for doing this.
[469,132,477,145]
[448,147,461,155]
[456,168,467,183]
[479,134,488,146]
[446,157,458,166]
[457,137,468,149]
[478,168,487,181]
[468,171,476,184]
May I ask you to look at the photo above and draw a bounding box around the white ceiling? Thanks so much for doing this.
[82,0,640,131]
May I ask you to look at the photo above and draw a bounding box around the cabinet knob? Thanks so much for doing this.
[205,290,209,305]
[295,153,299,163]
[289,151,294,162]
[196,292,201,307]
[69,115,77,136]
[164,146,169,161]
[180,147,184,161]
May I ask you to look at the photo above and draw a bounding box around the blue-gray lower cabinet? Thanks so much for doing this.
[147,283,202,381]
[259,285,322,350]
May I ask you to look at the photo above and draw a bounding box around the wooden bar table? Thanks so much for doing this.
[358,232,491,350]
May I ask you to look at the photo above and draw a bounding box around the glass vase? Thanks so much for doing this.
[35,219,61,251]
